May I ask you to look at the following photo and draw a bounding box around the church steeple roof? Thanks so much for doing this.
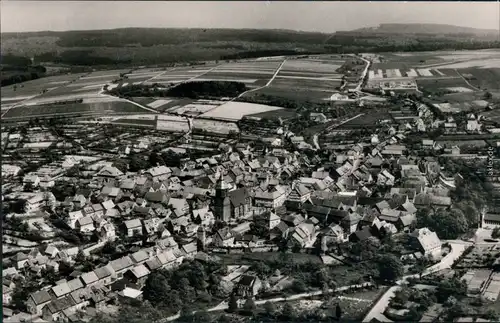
[216,174,230,190]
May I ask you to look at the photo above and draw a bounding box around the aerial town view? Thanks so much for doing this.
[1,1,500,323]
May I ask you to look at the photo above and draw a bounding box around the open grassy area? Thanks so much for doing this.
[459,67,500,92]
[2,101,148,120]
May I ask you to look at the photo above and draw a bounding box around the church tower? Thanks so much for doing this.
[214,176,231,222]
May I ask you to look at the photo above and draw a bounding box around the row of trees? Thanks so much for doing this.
[108,81,247,100]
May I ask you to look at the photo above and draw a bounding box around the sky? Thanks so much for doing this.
[1,1,499,33]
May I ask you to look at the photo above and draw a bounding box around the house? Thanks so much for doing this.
[321,224,347,244]
[43,245,60,258]
[236,275,262,298]
[409,228,442,258]
[289,222,316,248]
[181,242,198,258]
[255,211,281,230]
[124,264,151,288]
[286,183,311,208]
[27,290,52,315]
[466,114,481,132]
[23,174,41,187]
[100,223,116,241]
[80,271,99,287]
[254,185,288,208]
[40,295,74,321]
[94,266,113,286]
[123,219,143,237]
[377,170,396,186]
[106,256,134,280]
[96,166,124,179]
[310,112,328,123]
[192,207,215,227]
[482,213,500,229]
[14,252,29,269]
[214,227,235,247]
[99,186,123,202]
[75,216,95,233]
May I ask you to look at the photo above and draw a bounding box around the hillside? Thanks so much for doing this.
[1,26,499,68]
[348,23,500,37]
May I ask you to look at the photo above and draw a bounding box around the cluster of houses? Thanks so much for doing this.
[2,127,466,321]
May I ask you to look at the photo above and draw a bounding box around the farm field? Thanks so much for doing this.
[2,100,148,120]
[1,73,88,100]
[279,59,344,75]
[246,108,298,120]
[243,86,335,102]
[201,101,283,121]
[271,77,342,92]
[458,68,500,92]
[482,109,500,124]
[417,77,477,93]
[110,118,156,128]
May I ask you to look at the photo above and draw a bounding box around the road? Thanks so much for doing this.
[325,113,365,132]
[454,69,480,91]
[355,55,371,92]
[362,242,469,323]
[157,282,373,322]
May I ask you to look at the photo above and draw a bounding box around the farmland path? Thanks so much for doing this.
[156,282,374,322]
[230,58,287,101]
[454,69,481,91]
[144,67,178,84]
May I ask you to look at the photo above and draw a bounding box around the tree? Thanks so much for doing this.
[281,303,296,321]
[243,296,256,315]
[336,303,342,320]
[228,293,239,313]
[436,277,467,303]
[417,207,468,239]
[143,271,171,305]
[263,301,277,317]
[492,227,500,239]
[376,254,404,282]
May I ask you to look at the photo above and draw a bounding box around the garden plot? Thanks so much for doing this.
[417,69,433,77]
[147,99,172,109]
[192,119,239,134]
[201,101,283,121]
[406,69,418,77]
[446,87,474,93]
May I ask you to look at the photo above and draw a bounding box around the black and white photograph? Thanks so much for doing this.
[1,1,500,322]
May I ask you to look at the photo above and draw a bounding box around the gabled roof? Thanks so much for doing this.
[30,290,52,305]
[228,188,251,207]
[80,271,99,285]
[129,264,150,279]
[97,166,124,177]
[124,219,142,229]
[146,166,171,177]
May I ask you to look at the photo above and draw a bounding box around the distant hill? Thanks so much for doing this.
[1,26,499,69]
[349,23,499,37]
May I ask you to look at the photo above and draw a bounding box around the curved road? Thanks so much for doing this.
[362,242,469,323]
